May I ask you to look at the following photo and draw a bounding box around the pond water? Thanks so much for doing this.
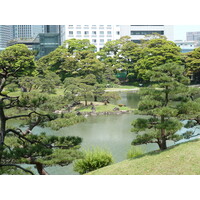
[29,91,158,175]
[30,91,198,175]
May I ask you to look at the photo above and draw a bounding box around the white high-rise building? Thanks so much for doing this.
[65,25,121,51]
[65,25,174,51]
[120,25,174,42]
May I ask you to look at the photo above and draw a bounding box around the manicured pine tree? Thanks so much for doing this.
[131,63,191,150]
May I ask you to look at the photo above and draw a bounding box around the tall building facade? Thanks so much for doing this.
[120,25,174,43]
[187,32,200,41]
[0,25,13,48]
[13,25,44,39]
[44,25,65,44]
[64,25,174,51]
[65,25,121,51]
[33,25,65,59]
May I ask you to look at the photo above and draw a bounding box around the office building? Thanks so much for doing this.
[0,25,13,48]
[187,32,200,42]
[65,25,174,51]
[33,25,65,59]
[44,25,65,44]
[7,38,38,49]
[65,25,121,51]
[33,33,61,59]
[13,25,44,39]
[175,40,196,53]
[120,25,174,43]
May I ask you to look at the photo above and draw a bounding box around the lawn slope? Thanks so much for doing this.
[86,139,200,175]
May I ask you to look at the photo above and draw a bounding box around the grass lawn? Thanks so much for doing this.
[86,139,200,175]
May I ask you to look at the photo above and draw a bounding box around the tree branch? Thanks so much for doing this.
[0,164,34,175]
[6,111,41,120]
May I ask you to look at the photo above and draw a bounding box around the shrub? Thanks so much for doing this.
[73,147,114,174]
[127,146,144,159]
[6,83,18,92]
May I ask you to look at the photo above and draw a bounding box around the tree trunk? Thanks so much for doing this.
[85,99,87,106]
[0,105,6,145]
[165,86,169,106]
[158,140,167,150]
[158,115,167,150]
[94,95,98,102]
[29,158,49,175]
[35,163,49,175]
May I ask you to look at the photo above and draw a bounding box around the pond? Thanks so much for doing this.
[30,91,199,175]
[30,91,158,175]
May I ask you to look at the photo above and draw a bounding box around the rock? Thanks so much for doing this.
[76,111,82,115]
[113,107,120,111]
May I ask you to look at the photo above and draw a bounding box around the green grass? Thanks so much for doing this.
[76,103,134,113]
[86,139,200,175]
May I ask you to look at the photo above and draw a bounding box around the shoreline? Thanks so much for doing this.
[105,88,139,92]
[78,110,133,117]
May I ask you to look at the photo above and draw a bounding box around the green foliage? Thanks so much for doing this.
[73,147,114,174]
[185,47,200,82]
[131,63,191,150]
[64,76,103,106]
[0,44,86,175]
[127,146,144,159]
[0,44,36,78]
[6,83,18,92]
[45,113,85,130]
[134,38,182,81]
[101,92,121,105]
[1,133,83,174]
[63,38,96,54]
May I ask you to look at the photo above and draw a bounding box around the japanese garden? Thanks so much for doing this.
[1,34,200,175]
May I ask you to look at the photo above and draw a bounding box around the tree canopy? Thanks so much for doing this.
[131,63,192,150]
[0,45,85,175]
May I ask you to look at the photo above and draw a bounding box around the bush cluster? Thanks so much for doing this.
[73,147,114,174]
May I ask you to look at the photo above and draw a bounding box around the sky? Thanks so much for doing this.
[174,25,200,40]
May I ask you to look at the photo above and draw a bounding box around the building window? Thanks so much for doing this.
[131,40,142,44]
[100,31,104,34]
[77,31,81,34]
[84,25,89,29]
[92,39,97,43]
[92,31,96,35]
[99,25,104,29]
[100,39,104,43]
[84,31,89,35]
[69,31,73,34]
[116,31,120,35]
[107,39,111,41]
[69,25,74,29]
[107,31,112,34]
[130,31,164,35]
